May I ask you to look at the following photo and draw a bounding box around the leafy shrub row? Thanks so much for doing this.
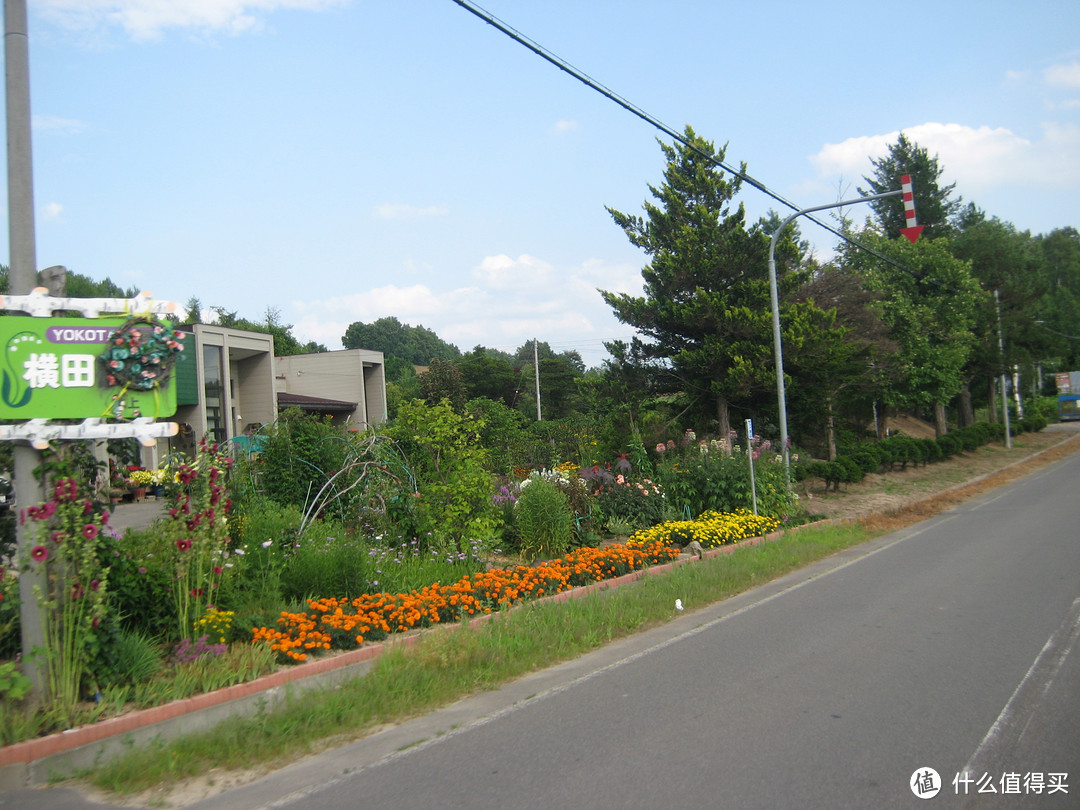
[798,419,1037,492]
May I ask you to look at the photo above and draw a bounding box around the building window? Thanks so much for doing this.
[203,345,226,444]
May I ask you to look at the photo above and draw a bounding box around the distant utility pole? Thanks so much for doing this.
[533,339,542,421]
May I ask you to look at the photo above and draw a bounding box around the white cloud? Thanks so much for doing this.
[42,202,65,220]
[373,203,449,220]
[288,254,643,366]
[810,121,1080,194]
[32,115,87,135]
[554,120,578,134]
[36,0,348,40]
[1044,61,1080,88]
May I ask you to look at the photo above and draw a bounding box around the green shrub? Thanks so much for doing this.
[848,451,880,475]
[835,456,864,485]
[937,433,960,457]
[105,629,164,688]
[257,409,349,512]
[385,399,500,554]
[514,476,573,559]
[594,477,665,530]
[280,532,370,602]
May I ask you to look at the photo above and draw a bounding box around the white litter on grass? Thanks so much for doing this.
[675,599,684,611]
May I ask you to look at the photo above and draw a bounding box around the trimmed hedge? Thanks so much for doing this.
[801,419,1032,492]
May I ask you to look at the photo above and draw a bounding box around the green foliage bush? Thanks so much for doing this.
[385,399,499,553]
[937,433,960,457]
[514,477,573,558]
[594,477,665,531]
[280,532,370,602]
[657,443,795,518]
[257,409,348,512]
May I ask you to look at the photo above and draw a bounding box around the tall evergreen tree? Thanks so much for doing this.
[860,133,962,241]
[600,126,774,438]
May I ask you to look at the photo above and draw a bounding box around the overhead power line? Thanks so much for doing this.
[451,0,909,269]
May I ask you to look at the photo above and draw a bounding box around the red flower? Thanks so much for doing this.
[101,510,110,525]
[191,587,204,597]
[91,579,100,591]
[212,565,223,575]
[82,523,100,540]
[71,583,84,599]
[50,531,64,545]
[30,545,49,563]
[176,538,193,552]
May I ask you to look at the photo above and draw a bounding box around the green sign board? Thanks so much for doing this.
[0,317,181,419]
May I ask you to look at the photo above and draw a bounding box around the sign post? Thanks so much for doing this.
[746,418,758,516]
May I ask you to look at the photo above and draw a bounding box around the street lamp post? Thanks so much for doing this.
[768,190,903,490]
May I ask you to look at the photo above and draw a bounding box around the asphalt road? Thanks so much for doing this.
[6,445,1079,809]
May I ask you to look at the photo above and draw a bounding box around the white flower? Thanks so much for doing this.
[234,548,245,556]
[262,540,273,548]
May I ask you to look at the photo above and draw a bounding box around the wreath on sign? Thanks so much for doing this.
[99,317,186,392]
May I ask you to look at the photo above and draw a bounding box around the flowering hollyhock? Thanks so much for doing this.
[22,478,110,714]
[162,439,235,640]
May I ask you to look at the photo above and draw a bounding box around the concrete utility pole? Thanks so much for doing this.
[5,0,46,695]
[768,189,903,491]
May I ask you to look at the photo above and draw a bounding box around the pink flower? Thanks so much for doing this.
[655,443,666,453]
[176,538,193,552]
[191,587,204,597]
[82,523,100,540]
[50,531,65,544]
[212,565,223,575]
[666,440,676,451]
[30,545,49,563]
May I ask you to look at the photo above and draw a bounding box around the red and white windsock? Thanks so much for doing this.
[899,174,923,243]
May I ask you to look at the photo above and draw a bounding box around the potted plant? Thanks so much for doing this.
[151,468,168,498]
[127,469,154,500]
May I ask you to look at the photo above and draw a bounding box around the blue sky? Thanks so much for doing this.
[9,1,1080,367]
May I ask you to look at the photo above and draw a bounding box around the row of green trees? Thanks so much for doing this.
[29,126,1074,464]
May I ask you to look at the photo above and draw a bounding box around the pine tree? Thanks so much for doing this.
[600,126,774,439]
[859,133,962,241]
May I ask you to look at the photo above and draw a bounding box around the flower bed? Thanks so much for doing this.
[253,540,685,662]
[252,509,781,663]
[627,509,781,549]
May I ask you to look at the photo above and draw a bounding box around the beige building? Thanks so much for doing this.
[274,349,388,428]
[160,325,385,461]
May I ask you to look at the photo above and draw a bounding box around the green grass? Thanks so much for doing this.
[85,520,872,795]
